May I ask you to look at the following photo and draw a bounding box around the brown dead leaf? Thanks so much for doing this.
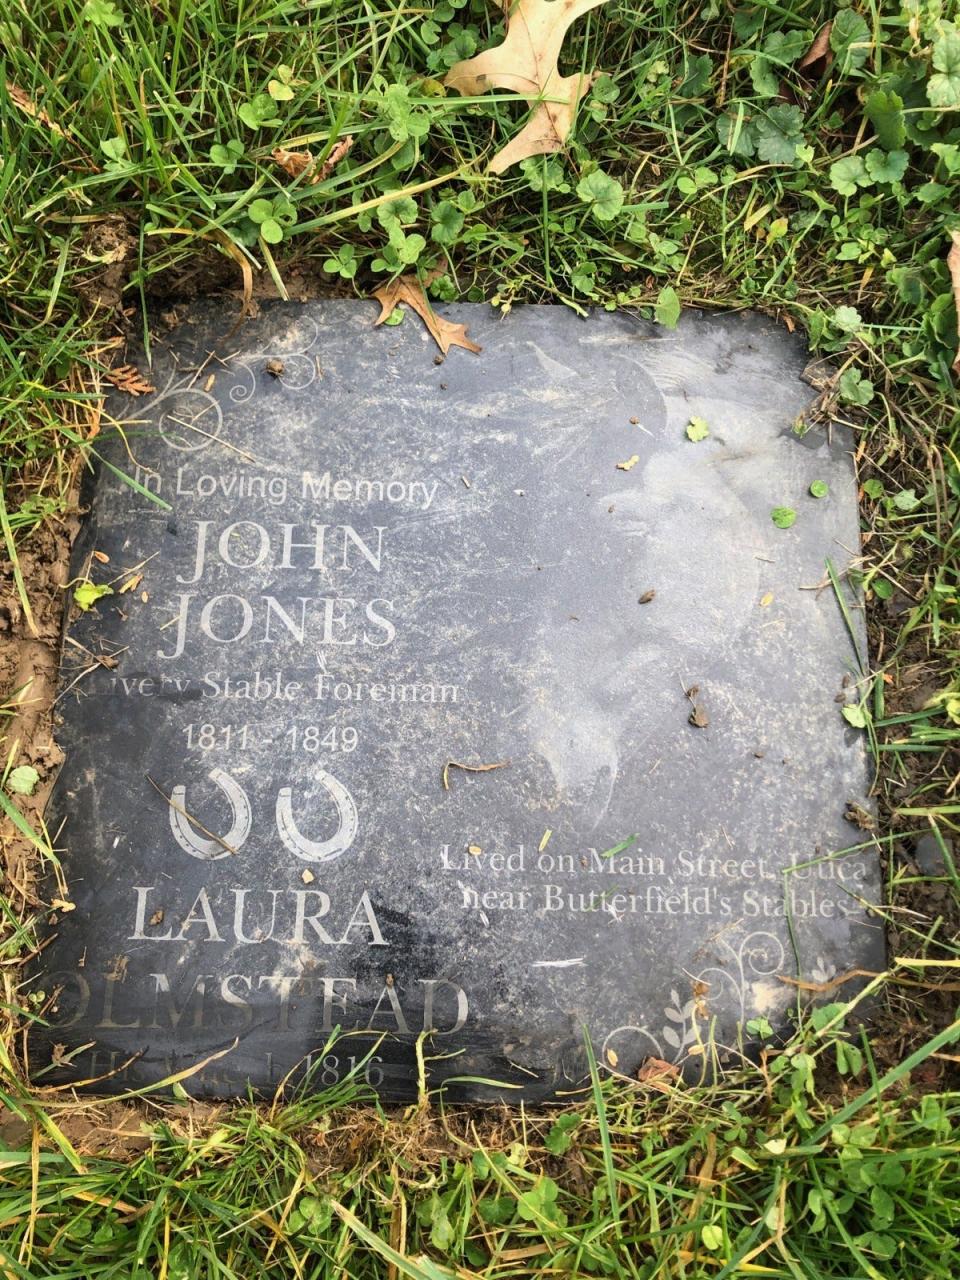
[638,589,656,604]
[5,80,69,137]
[372,276,481,357]
[104,364,156,396]
[319,135,355,181]
[844,800,875,831]
[119,574,143,594]
[444,0,611,173]
[685,684,709,728]
[273,147,317,181]
[798,21,833,71]
[616,454,640,471]
[148,909,164,926]
[274,136,354,184]
[948,231,960,377]
[606,1047,619,1068]
[638,1056,679,1084]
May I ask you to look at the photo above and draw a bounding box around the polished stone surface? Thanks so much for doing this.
[31,302,883,1099]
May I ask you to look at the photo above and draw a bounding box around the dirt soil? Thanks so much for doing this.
[1,508,78,912]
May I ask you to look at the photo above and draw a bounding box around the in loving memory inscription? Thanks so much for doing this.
[34,303,884,1100]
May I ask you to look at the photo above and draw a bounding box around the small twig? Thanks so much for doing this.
[145,775,237,854]
[442,759,510,791]
[777,967,881,993]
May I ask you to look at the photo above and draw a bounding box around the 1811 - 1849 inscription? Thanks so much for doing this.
[31,302,884,1099]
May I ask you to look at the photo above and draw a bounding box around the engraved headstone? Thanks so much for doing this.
[32,303,883,1099]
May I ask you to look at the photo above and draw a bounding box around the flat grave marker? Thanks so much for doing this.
[32,302,884,1099]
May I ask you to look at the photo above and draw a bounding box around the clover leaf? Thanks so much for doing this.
[576,169,626,220]
[7,765,39,796]
[838,368,874,406]
[864,148,908,184]
[830,155,871,196]
[753,105,804,165]
[430,199,464,246]
[268,64,295,101]
[928,26,960,108]
[832,305,863,333]
[686,416,709,442]
[83,0,122,28]
[238,93,282,129]
[247,196,296,245]
[74,580,113,611]
[323,245,358,279]
[210,139,243,174]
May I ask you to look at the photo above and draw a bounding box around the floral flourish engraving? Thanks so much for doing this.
[227,315,322,404]
[601,929,789,1074]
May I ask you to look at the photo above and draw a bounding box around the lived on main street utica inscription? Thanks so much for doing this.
[32,302,883,1100]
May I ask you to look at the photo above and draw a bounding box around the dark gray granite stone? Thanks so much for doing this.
[31,302,884,1100]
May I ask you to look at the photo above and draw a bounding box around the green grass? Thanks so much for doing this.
[1,1020,959,1278]
[1,0,959,1275]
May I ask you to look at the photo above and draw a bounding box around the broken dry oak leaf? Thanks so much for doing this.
[637,1056,680,1086]
[948,230,960,377]
[5,79,70,137]
[444,0,611,174]
[272,136,354,185]
[372,276,481,357]
[103,364,156,395]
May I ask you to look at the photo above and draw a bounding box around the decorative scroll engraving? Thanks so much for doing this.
[227,316,322,404]
[601,929,788,1070]
[136,368,226,453]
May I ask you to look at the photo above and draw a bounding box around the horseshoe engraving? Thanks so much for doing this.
[169,767,252,861]
[276,771,358,863]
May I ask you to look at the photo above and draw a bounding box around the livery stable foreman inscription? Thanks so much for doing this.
[32,303,884,1100]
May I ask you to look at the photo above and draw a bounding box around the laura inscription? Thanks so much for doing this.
[33,302,884,1099]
